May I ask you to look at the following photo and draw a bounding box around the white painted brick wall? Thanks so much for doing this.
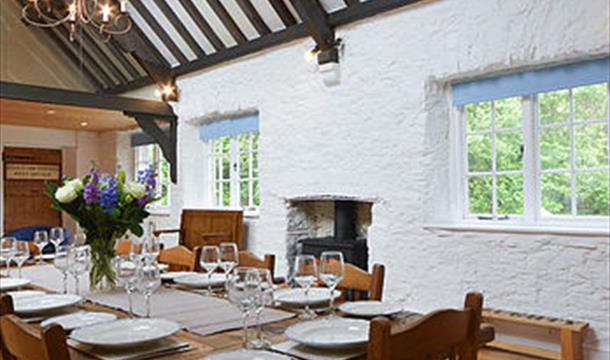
[131,0,609,357]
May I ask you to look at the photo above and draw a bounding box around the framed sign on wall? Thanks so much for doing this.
[5,164,61,180]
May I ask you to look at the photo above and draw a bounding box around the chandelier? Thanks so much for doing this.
[22,1,132,42]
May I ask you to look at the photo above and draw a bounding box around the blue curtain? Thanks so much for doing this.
[199,113,259,141]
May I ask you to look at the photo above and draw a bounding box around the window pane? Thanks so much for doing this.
[539,89,570,124]
[214,182,221,206]
[495,97,522,129]
[496,132,523,171]
[540,127,570,170]
[239,133,251,153]
[252,151,259,178]
[251,133,259,150]
[159,158,169,207]
[467,135,492,172]
[576,171,609,215]
[222,181,231,207]
[541,173,571,215]
[240,180,249,208]
[240,152,250,179]
[253,179,260,206]
[466,102,492,132]
[574,83,609,122]
[222,156,231,180]
[468,176,492,214]
[575,123,609,169]
[497,174,523,215]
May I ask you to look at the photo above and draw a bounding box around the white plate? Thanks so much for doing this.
[173,273,227,288]
[339,301,403,318]
[285,318,369,349]
[160,271,194,281]
[157,263,169,272]
[41,311,117,331]
[14,294,82,315]
[274,288,341,307]
[7,290,46,300]
[205,350,290,359]
[70,318,181,347]
[0,278,31,291]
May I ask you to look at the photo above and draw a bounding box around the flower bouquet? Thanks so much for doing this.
[46,165,157,290]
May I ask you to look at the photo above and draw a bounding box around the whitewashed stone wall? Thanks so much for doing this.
[135,0,609,357]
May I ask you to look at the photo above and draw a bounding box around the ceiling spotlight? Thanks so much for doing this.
[159,83,178,102]
[80,121,88,127]
[304,48,318,62]
[46,109,56,115]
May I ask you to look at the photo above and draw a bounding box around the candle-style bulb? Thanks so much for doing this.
[101,4,111,23]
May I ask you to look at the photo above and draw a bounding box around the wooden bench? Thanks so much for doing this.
[482,309,589,360]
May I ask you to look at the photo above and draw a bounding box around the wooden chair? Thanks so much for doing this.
[115,239,133,256]
[237,251,276,279]
[158,245,197,271]
[368,292,482,360]
[337,263,385,301]
[154,209,243,250]
[1,295,15,360]
[0,314,71,360]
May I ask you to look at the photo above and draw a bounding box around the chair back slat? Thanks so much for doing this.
[0,315,70,360]
[159,245,196,271]
[237,251,275,278]
[0,296,15,360]
[337,263,385,301]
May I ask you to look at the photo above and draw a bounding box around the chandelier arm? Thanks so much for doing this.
[22,5,71,28]
[79,0,99,24]
[88,13,132,34]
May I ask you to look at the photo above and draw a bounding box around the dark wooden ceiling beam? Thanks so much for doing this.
[75,28,130,85]
[236,0,271,36]
[105,37,146,80]
[130,0,188,64]
[207,0,248,44]
[344,0,359,7]
[153,0,207,58]
[290,0,335,50]
[329,0,425,26]
[268,0,297,27]
[178,0,225,52]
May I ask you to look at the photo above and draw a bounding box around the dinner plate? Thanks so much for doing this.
[0,278,31,291]
[205,349,290,359]
[285,318,370,349]
[339,301,403,318]
[7,290,46,300]
[274,288,341,307]
[160,271,193,281]
[173,273,227,288]
[70,318,181,347]
[41,311,117,331]
[157,263,169,272]
[14,294,82,314]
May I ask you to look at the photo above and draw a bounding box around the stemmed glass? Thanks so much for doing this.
[13,241,30,278]
[112,255,138,317]
[1,237,16,276]
[69,246,91,295]
[142,235,161,262]
[319,251,345,316]
[219,242,238,291]
[49,227,65,250]
[200,246,220,295]
[251,269,274,349]
[134,260,161,318]
[227,267,260,348]
[53,245,71,294]
[294,254,318,319]
[33,230,49,264]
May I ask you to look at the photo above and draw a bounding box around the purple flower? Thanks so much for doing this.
[100,175,119,214]
[83,182,100,205]
[136,167,157,207]
[88,166,100,183]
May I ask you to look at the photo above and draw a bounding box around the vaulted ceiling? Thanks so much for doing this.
[3,0,426,94]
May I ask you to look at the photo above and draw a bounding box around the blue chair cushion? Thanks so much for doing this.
[5,226,71,254]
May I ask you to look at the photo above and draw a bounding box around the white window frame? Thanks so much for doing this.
[454,83,610,228]
[133,144,171,213]
[208,132,259,214]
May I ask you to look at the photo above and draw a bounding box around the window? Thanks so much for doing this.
[133,144,170,209]
[209,132,260,211]
[460,83,609,224]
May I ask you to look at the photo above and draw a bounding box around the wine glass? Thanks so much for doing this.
[49,227,65,249]
[53,245,71,294]
[219,242,238,279]
[112,255,138,317]
[251,268,274,349]
[294,254,318,319]
[69,246,91,295]
[142,235,161,262]
[13,241,30,278]
[227,267,260,348]
[73,231,87,247]
[33,230,49,264]
[130,238,144,261]
[200,246,220,295]
[319,251,345,316]
[134,260,161,318]
[0,237,16,276]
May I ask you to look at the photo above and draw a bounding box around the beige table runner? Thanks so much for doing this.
[21,265,295,336]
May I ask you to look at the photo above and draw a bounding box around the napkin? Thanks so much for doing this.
[271,341,367,360]
[68,338,191,360]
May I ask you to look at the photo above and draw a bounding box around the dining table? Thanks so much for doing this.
[1,261,423,360]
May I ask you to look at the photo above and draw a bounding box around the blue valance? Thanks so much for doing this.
[453,57,610,106]
[199,113,259,141]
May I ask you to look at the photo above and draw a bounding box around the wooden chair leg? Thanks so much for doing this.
[560,329,582,360]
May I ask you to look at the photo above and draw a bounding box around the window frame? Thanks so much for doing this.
[208,132,260,215]
[133,144,171,213]
[454,83,609,228]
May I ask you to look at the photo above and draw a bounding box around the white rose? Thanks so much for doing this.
[66,178,84,192]
[125,181,147,199]
[55,185,78,203]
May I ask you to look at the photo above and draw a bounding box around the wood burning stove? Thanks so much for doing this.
[298,201,369,270]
